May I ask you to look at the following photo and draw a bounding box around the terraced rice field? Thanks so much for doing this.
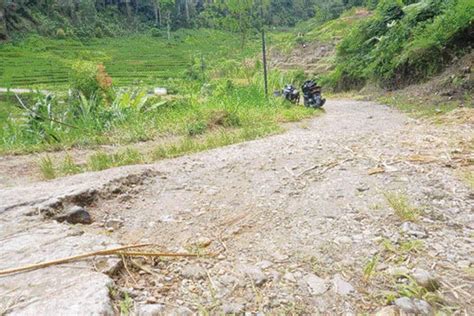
[0,29,255,89]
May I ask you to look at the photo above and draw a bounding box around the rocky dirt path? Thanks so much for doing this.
[0,100,472,315]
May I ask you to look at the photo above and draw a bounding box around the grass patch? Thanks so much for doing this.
[384,192,420,222]
[60,154,82,175]
[39,156,56,180]
[88,149,144,171]
[379,95,459,118]
[152,126,281,160]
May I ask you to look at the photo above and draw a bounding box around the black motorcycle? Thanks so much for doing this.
[282,84,300,104]
[302,80,326,108]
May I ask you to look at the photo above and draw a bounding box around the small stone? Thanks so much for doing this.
[335,236,352,244]
[170,307,193,316]
[222,303,245,314]
[304,274,328,295]
[273,252,289,262]
[356,184,370,192]
[332,274,354,295]
[136,304,164,316]
[395,297,417,314]
[257,260,273,269]
[413,299,434,315]
[181,265,206,280]
[220,274,242,287]
[238,264,268,286]
[411,269,440,291]
[105,218,123,230]
[375,306,399,316]
[194,237,212,248]
[387,266,410,277]
[400,222,428,238]
[283,272,296,283]
[54,206,92,225]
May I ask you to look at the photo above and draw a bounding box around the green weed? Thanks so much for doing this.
[39,156,56,180]
[60,154,82,175]
[118,293,134,316]
[363,254,379,281]
[381,238,424,258]
[384,192,420,222]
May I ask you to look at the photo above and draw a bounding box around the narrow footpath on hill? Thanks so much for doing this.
[0,100,472,315]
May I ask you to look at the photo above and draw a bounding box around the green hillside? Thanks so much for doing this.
[327,0,473,90]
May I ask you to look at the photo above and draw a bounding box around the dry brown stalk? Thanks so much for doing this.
[0,244,200,277]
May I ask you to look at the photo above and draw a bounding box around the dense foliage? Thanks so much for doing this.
[0,0,381,40]
[326,0,474,90]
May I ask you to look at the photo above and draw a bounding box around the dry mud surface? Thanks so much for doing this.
[0,100,472,315]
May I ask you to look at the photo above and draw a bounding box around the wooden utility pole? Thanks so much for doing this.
[260,0,268,98]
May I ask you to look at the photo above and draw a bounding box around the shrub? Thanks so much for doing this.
[70,61,113,99]
[186,120,208,136]
[56,28,66,39]
[70,61,101,98]
[207,110,241,128]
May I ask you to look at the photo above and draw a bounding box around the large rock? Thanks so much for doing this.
[54,205,92,225]
[0,208,119,315]
[1,267,114,315]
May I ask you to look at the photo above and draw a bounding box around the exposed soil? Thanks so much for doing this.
[269,41,335,75]
[0,100,473,315]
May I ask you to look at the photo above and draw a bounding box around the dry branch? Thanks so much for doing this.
[0,244,199,277]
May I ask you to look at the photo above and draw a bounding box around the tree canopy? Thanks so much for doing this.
[0,0,383,40]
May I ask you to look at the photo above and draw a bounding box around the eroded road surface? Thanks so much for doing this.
[1,100,473,315]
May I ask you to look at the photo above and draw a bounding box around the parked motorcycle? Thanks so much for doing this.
[302,80,326,108]
[282,84,300,104]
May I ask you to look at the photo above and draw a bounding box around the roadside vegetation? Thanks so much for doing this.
[0,46,316,156]
[325,0,473,90]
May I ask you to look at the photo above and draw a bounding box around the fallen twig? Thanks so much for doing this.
[368,167,385,175]
[116,251,200,258]
[297,158,352,178]
[0,244,199,277]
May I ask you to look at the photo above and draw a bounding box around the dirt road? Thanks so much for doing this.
[1,100,472,315]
